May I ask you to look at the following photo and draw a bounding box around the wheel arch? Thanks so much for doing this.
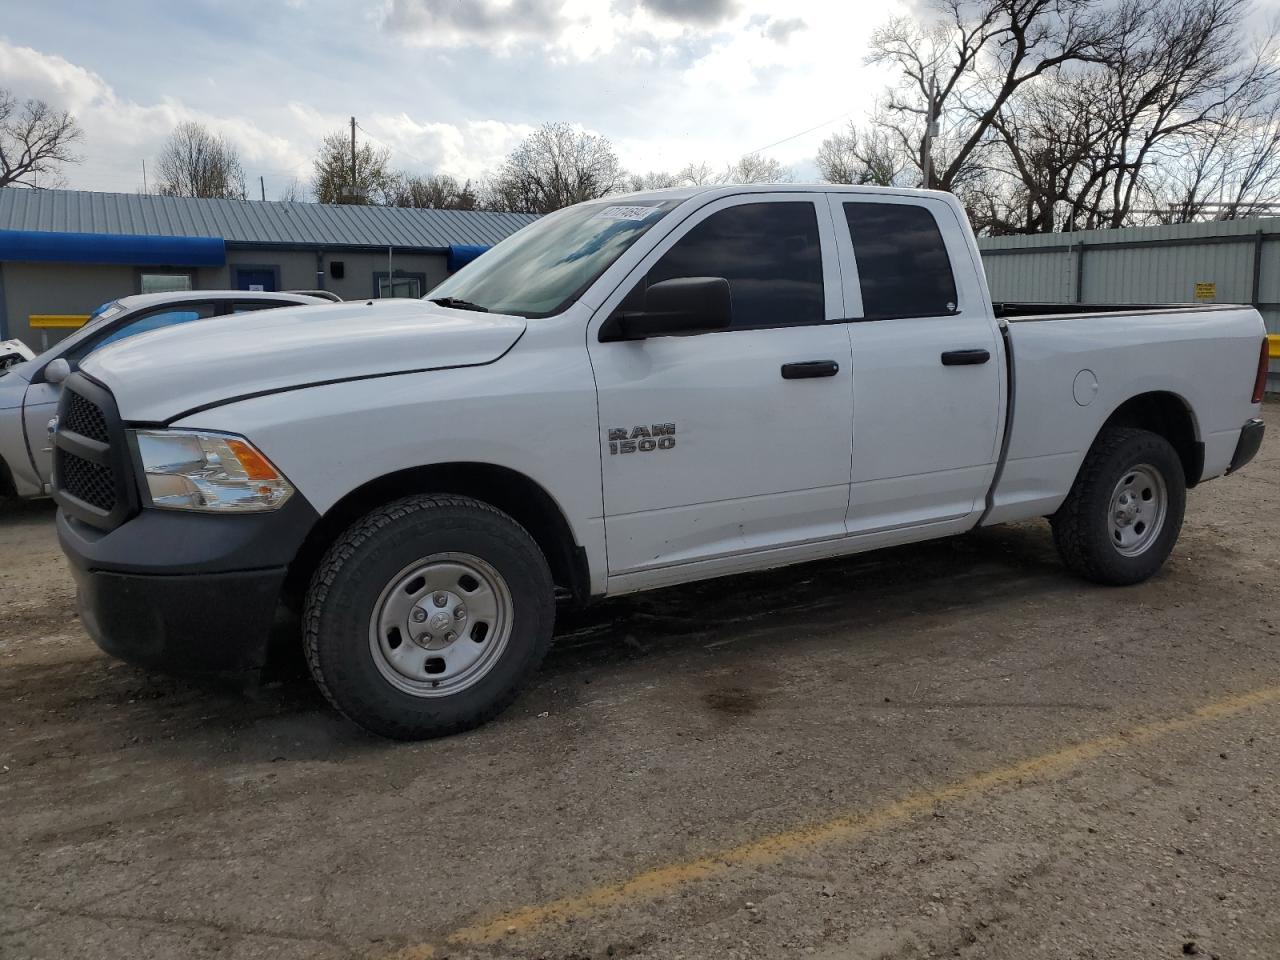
[0,454,14,498]
[1096,390,1203,488]
[284,462,591,611]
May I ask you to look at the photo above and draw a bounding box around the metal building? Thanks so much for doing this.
[0,188,537,350]
[977,217,1280,390]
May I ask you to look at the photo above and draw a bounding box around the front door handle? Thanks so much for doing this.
[781,360,840,379]
[941,348,991,366]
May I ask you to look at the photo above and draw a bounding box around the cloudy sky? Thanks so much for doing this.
[0,0,905,198]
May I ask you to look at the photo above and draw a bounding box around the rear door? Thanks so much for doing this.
[830,194,1004,535]
[587,195,854,580]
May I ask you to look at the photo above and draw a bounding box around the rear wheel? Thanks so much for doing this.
[304,495,555,739]
[1051,427,1186,585]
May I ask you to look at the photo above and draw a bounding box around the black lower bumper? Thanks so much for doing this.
[68,562,288,674]
[1228,418,1265,474]
[57,496,317,677]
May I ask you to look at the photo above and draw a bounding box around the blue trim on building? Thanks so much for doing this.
[446,244,490,272]
[0,230,226,267]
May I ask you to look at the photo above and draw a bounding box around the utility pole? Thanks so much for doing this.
[141,159,148,194]
[921,76,939,190]
[350,116,358,201]
[260,175,266,201]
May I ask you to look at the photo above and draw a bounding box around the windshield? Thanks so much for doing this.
[27,301,126,366]
[426,199,682,317]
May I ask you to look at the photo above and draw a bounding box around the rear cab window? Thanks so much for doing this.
[842,201,958,320]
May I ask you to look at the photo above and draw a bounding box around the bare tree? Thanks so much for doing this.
[625,170,682,191]
[868,0,1116,192]
[154,122,246,199]
[863,0,1280,233]
[676,161,719,186]
[721,153,793,184]
[817,123,911,185]
[484,122,624,213]
[387,172,478,209]
[1152,100,1280,221]
[278,177,308,202]
[0,89,83,188]
[311,130,393,205]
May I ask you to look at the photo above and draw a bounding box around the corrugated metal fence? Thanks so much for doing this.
[977,217,1280,390]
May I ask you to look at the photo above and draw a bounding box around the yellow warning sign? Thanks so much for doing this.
[1194,282,1217,301]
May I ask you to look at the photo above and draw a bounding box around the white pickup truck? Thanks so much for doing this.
[52,185,1268,739]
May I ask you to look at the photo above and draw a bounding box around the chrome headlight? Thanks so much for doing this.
[133,430,294,512]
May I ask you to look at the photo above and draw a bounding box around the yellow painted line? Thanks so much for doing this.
[1269,334,1279,359]
[409,684,1280,951]
[28,314,90,329]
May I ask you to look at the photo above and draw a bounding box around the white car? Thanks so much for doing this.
[52,185,1267,739]
[0,338,34,371]
[0,290,330,499]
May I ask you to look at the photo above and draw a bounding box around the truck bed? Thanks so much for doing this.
[993,301,1241,320]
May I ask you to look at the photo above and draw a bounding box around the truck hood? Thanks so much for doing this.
[80,298,527,422]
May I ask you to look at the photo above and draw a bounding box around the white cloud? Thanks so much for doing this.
[365,114,536,181]
[0,0,906,198]
[0,39,309,193]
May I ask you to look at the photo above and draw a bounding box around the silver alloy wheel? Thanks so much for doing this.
[1108,463,1168,557]
[368,552,514,697]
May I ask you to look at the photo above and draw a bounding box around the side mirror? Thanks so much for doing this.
[599,277,732,342]
[44,358,71,385]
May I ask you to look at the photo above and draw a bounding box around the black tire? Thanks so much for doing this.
[1051,427,1186,585]
[304,494,555,739]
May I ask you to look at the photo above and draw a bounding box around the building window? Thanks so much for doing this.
[140,273,193,294]
[374,272,426,299]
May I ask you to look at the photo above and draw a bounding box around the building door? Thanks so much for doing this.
[235,268,277,292]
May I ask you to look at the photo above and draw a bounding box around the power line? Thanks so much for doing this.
[743,109,852,157]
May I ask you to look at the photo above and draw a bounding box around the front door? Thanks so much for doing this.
[588,195,854,582]
[829,194,1005,535]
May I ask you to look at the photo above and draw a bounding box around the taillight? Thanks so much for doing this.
[1253,337,1270,404]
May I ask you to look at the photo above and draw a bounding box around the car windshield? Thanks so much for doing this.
[26,301,127,366]
[425,199,682,317]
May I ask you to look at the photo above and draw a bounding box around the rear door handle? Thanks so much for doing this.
[940,348,991,366]
[781,360,840,379]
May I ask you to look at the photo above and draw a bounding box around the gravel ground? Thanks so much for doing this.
[1,408,1278,960]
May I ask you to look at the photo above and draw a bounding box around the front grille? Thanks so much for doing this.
[62,390,109,443]
[51,375,135,531]
[56,448,116,512]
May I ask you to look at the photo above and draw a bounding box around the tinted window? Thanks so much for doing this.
[90,303,216,352]
[232,301,293,313]
[645,202,824,330]
[843,202,958,320]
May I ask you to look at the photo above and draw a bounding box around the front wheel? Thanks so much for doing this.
[1051,427,1186,585]
[304,495,555,739]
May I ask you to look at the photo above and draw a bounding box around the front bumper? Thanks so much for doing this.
[1228,418,1265,474]
[58,495,318,677]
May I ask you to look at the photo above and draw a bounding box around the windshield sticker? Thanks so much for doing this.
[592,205,661,222]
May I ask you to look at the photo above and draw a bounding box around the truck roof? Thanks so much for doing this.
[110,290,328,311]
[605,183,956,204]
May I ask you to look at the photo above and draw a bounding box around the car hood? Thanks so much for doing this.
[80,299,527,422]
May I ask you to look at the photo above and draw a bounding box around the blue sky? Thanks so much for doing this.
[5,0,1280,199]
